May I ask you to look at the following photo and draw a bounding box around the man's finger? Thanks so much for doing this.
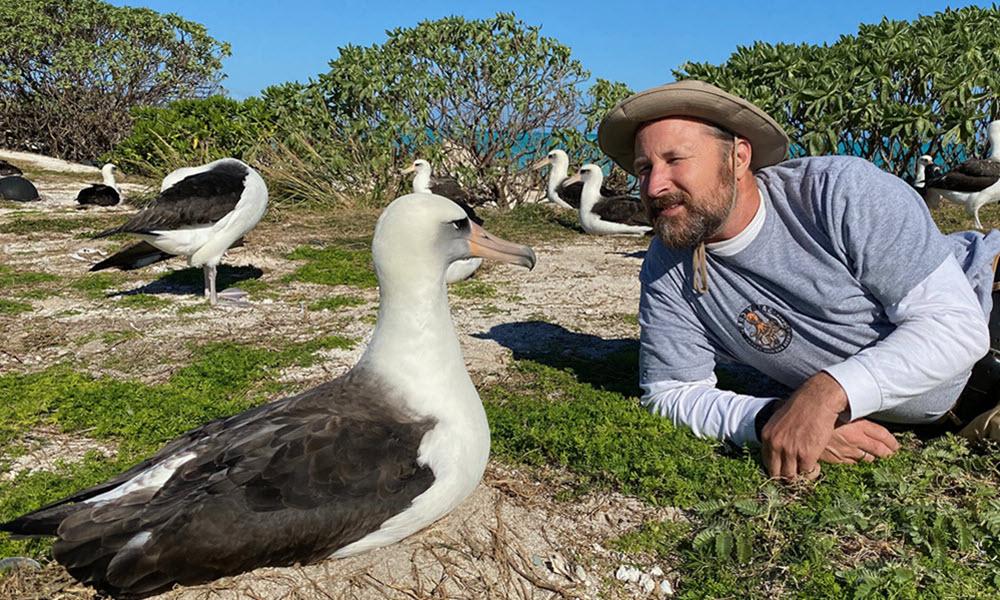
[762,444,781,478]
[780,452,799,481]
[801,464,822,480]
[860,420,900,451]
[857,449,876,462]
[798,456,819,478]
[821,447,855,464]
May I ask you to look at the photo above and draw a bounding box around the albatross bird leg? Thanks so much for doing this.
[203,266,212,300]
[205,264,218,305]
[969,203,984,230]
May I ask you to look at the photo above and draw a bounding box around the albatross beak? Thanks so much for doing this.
[467,222,536,270]
[400,165,416,175]
[563,173,582,186]
[529,157,552,171]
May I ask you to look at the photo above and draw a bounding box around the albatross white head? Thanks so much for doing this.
[401,159,433,194]
[101,163,119,191]
[530,149,571,206]
[562,164,604,210]
[915,155,934,187]
[372,192,534,292]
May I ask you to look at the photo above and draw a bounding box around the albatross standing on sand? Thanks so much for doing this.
[75,163,121,207]
[563,164,651,236]
[924,121,1000,228]
[530,149,625,209]
[0,193,536,599]
[402,158,482,282]
[88,158,267,305]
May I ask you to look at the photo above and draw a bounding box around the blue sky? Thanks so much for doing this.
[112,1,988,99]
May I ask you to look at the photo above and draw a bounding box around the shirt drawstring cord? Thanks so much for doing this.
[692,135,740,295]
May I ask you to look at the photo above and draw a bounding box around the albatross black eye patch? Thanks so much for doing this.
[450,218,470,232]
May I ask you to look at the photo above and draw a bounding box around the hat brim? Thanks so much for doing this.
[598,80,789,175]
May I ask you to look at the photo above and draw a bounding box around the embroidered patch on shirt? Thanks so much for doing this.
[737,304,792,354]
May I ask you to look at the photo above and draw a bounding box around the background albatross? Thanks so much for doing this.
[402,158,483,282]
[564,164,651,236]
[923,120,1000,228]
[88,158,268,305]
[531,149,626,209]
[0,192,536,599]
[75,163,121,208]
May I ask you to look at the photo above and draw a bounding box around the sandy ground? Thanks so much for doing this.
[0,152,678,599]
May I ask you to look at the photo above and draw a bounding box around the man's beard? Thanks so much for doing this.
[645,167,736,249]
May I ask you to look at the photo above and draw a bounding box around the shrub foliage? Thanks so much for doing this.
[0,0,230,161]
[678,5,1000,176]
[256,13,589,208]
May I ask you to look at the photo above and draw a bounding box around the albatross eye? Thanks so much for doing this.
[450,218,470,231]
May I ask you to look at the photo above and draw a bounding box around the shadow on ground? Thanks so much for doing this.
[612,249,646,259]
[475,320,791,400]
[473,320,641,396]
[114,265,263,297]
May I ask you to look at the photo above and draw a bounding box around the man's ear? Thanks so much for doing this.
[735,137,753,178]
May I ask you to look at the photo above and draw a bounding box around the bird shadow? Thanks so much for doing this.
[472,320,641,397]
[610,250,646,259]
[112,265,264,297]
[473,320,791,401]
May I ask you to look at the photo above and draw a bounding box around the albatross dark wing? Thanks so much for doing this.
[955,159,1000,179]
[89,241,175,271]
[0,159,22,176]
[591,195,650,226]
[925,170,998,193]
[429,175,471,205]
[76,184,120,207]
[555,179,626,210]
[1,370,436,599]
[94,161,249,238]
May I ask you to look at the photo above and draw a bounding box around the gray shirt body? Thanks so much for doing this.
[639,156,1000,419]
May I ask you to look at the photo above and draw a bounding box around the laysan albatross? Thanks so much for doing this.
[0,192,536,599]
[911,154,943,208]
[924,120,1000,228]
[88,158,268,305]
[76,163,121,208]
[402,158,483,282]
[530,149,626,210]
[563,164,651,236]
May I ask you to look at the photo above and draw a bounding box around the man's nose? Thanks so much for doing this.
[643,165,672,199]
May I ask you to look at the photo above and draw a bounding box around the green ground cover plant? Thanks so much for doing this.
[484,357,1000,599]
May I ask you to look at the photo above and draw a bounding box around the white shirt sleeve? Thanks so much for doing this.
[641,375,779,447]
[823,255,990,420]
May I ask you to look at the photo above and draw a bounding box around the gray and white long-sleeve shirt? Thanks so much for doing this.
[638,156,1000,446]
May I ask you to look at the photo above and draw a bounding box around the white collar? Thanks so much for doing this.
[705,185,765,257]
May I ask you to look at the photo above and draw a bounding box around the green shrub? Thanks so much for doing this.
[0,0,229,161]
[108,95,278,177]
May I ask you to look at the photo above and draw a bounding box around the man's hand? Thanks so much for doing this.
[820,419,899,464]
[761,372,848,481]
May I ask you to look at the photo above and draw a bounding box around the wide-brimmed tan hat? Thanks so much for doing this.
[598,80,789,175]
